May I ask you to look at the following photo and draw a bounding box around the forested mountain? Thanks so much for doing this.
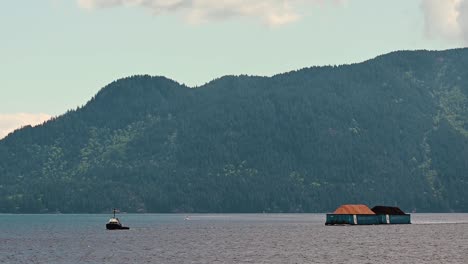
[1,49,468,213]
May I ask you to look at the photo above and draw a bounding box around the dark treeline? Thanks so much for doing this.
[1,49,468,213]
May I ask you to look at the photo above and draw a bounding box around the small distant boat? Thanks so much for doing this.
[106,209,130,230]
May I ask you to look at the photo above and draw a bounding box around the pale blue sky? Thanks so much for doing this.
[0,0,466,137]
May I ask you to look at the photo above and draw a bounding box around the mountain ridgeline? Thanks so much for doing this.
[1,49,468,213]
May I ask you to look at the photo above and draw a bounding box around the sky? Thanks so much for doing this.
[0,0,467,138]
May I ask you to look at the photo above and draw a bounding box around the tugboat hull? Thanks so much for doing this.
[106,223,129,230]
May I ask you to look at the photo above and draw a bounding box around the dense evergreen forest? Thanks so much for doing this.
[1,49,468,213]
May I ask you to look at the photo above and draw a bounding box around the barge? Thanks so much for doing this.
[325,204,411,225]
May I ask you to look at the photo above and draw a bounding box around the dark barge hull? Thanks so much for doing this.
[326,214,411,225]
[106,223,130,230]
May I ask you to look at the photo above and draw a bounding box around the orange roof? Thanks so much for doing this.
[333,204,375,215]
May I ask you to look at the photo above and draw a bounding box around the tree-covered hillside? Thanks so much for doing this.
[1,49,468,213]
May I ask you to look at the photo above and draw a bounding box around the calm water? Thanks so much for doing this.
[1,214,467,263]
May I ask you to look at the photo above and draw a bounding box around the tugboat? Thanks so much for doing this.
[106,209,130,230]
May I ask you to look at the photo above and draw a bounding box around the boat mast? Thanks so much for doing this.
[113,208,116,218]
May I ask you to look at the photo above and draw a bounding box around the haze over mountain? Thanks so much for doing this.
[1,48,467,213]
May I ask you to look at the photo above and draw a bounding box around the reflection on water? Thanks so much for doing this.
[0,214,467,263]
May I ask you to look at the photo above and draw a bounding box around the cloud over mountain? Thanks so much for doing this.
[77,0,303,26]
[421,0,468,43]
[0,113,51,139]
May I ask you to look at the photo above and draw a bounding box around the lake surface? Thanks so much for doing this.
[1,214,467,263]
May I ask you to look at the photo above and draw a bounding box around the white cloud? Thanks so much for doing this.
[458,0,468,43]
[420,0,468,43]
[76,0,314,26]
[0,113,52,139]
